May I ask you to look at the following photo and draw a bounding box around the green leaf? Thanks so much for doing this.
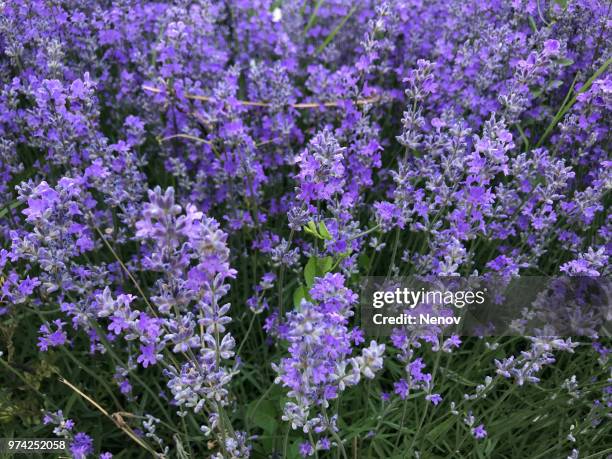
[304,0,325,33]
[304,220,321,238]
[304,256,317,288]
[0,201,22,219]
[530,87,543,98]
[304,256,333,289]
[293,285,306,308]
[315,5,357,55]
[425,417,455,443]
[287,439,303,459]
[318,255,333,274]
[556,58,574,67]
[536,57,611,147]
[528,16,538,33]
[247,400,278,434]
[318,221,332,240]
[358,253,370,270]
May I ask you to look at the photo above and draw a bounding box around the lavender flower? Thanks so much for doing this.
[472,424,487,440]
[1,0,610,456]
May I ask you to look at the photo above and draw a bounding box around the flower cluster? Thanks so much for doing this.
[274,274,384,452]
[0,0,609,457]
[42,411,98,459]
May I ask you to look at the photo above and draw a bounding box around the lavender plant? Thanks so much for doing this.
[0,0,610,458]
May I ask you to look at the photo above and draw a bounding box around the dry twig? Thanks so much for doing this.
[142,84,381,109]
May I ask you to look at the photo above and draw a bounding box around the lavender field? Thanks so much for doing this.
[0,0,610,458]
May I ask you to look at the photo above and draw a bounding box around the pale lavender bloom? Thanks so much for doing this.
[471,424,487,439]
